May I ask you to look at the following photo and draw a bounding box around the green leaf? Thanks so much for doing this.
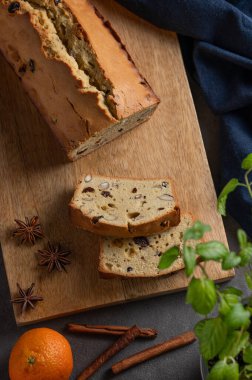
[222,252,241,270]
[217,178,239,216]
[207,360,239,380]
[222,287,243,296]
[238,229,248,249]
[196,241,228,261]
[246,273,252,290]
[224,293,241,306]
[242,153,252,170]
[158,246,180,270]
[245,365,252,370]
[183,245,196,277]
[183,221,211,241]
[195,317,227,360]
[218,293,240,316]
[244,345,252,364]
[240,247,252,266]
[224,303,250,330]
[219,331,249,359]
[186,277,217,315]
[244,364,252,378]
[219,297,231,316]
[224,293,240,305]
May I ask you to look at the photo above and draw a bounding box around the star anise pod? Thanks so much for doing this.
[38,242,71,273]
[11,283,43,314]
[13,216,44,245]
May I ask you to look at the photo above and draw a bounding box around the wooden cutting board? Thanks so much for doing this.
[0,0,233,325]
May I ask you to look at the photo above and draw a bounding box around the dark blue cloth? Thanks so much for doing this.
[117,0,252,235]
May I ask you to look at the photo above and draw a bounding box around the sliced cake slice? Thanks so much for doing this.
[98,214,193,278]
[69,175,180,237]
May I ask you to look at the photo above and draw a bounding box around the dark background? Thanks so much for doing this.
[0,78,248,380]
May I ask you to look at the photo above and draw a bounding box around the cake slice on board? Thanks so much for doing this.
[69,175,180,237]
[98,214,193,278]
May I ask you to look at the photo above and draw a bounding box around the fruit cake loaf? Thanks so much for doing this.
[0,0,159,160]
[99,214,193,278]
[69,174,180,237]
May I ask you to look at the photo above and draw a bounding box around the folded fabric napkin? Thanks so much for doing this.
[117,0,252,235]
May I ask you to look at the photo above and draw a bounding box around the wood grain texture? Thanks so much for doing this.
[0,0,233,325]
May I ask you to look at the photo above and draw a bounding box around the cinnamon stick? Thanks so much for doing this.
[77,325,141,380]
[112,330,196,375]
[67,323,157,339]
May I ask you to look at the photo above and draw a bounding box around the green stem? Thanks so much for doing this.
[239,367,245,376]
[238,183,249,188]
[245,169,252,198]
[27,356,36,365]
[237,326,244,343]
[198,262,209,279]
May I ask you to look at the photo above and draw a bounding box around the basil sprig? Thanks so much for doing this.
[158,153,252,380]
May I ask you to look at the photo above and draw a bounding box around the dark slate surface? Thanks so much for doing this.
[0,80,248,380]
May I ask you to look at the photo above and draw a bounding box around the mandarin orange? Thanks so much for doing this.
[9,327,73,380]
